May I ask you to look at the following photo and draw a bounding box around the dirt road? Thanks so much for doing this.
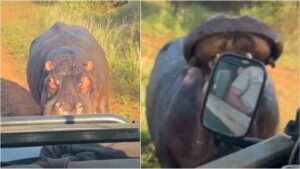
[1,44,41,116]
[1,2,41,116]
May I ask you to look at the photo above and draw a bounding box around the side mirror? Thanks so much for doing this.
[201,53,267,138]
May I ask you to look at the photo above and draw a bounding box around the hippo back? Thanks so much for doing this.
[146,39,186,145]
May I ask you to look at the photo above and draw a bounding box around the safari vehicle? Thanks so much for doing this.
[1,114,140,168]
[198,54,299,168]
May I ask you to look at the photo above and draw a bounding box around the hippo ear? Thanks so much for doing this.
[45,61,52,72]
[84,61,93,71]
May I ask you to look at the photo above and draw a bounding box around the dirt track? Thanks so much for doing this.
[1,45,41,116]
[1,2,41,116]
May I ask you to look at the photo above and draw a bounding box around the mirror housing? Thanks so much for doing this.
[201,53,267,138]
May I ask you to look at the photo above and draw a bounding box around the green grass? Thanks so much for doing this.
[141,1,211,37]
[1,1,140,106]
[1,9,45,73]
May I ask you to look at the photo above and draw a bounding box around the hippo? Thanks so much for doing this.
[146,15,283,167]
[27,22,109,115]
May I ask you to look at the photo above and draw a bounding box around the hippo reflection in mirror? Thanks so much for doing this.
[146,15,283,167]
[27,22,109,115]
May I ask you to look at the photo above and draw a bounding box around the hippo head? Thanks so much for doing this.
[41,58,95,115]
[183,14,283,75]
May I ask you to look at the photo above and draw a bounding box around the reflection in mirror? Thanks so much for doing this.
[203,54,266,137]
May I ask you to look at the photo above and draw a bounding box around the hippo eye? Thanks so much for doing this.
[48,77,58,92]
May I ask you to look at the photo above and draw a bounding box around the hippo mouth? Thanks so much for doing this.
[200,52,256,96]
[208,53,222,70]
[183,15,283,72]
[208,52,254,70]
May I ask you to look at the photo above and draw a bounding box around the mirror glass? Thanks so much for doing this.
[202,54,266,137]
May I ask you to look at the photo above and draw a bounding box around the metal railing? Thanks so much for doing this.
[1,114,140,148]
[1,114,131,126]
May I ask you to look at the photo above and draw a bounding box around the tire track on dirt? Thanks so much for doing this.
[1,45,40,116]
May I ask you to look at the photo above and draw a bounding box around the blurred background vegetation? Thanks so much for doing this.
[141,1,299,167]
[1,1,140,121]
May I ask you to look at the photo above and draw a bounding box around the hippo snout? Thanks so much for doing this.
[44,99,91,115]
[59,101,85,115]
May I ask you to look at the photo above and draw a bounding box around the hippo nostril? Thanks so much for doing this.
[76,102,83,110]
[55,102,61,108]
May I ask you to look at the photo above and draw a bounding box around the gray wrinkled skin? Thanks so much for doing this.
[27,22,109,115]
[146,39,278,167]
